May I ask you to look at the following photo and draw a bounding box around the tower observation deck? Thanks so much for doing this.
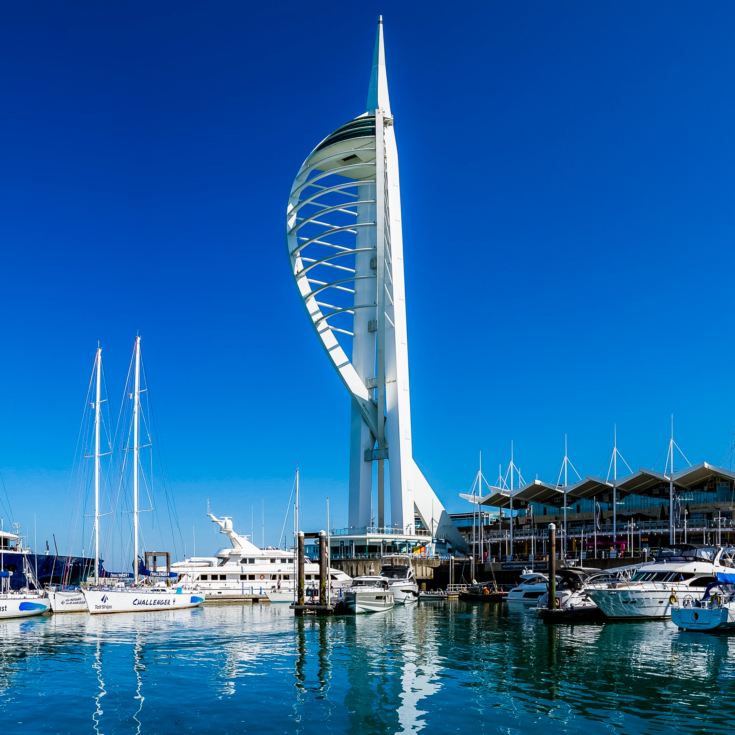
[286,19,465,552]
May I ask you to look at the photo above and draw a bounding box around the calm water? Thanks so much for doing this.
[1,602,733,734]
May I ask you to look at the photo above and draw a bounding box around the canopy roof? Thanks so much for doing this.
[615,469,672,496]
[461,460,735,510]
[567,477,613,500]
[514,480,566,506]
[673,462,735,489]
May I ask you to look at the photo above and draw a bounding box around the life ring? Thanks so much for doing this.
[259,574,265,580]
[668,592,677,605]
[553,596,560,609]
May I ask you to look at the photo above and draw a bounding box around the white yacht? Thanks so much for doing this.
[586,546,735,620]
[47,586,88,613]
[343,576,395,614]
[536,568,602,621]
[379,559,419,604]
[171,513,352,602]
[507,570,548,604]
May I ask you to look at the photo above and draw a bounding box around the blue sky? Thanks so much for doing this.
[1,2,734,566]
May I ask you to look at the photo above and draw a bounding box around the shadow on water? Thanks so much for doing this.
[1,602,734,734]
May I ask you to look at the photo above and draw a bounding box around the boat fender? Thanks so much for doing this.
[668,592,677,605]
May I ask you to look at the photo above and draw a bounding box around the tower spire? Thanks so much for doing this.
[367,16,391,114]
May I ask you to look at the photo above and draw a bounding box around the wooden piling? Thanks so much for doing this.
[318,530,327,607]
[548,523,556,611]
[297,531,305,608]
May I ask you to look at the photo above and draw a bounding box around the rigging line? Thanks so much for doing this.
[61,352,99,558]
[140,358,185,560]
[0,470,14,523]
[278,473,298,549]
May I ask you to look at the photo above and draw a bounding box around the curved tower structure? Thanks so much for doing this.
[286,19,464,550]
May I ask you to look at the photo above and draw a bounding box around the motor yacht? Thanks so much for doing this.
[171,513,352,602]
[343,576,395,614]
[537,568,603,622]
[585,546,735,620]
[378,559,419,604]
[507,570,548,604]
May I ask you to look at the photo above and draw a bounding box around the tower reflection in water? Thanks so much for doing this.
[3,604,735,733]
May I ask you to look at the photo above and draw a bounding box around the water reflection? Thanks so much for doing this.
[1,603,734,733]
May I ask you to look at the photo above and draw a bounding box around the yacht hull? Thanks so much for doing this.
[83,588,204,615]
[47,589,88,613]
[0,595,50,619]
[344,590,394,614]
[673,604,735,632]
[391,584,418,604]
[587,586,693,620]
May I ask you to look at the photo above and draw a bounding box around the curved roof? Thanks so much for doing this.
[567,477,612,500]
[514,480,566,506]
[673,462,735,489]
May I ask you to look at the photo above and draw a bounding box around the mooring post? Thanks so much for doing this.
[548,523,556,611]
[297,531,305,607]
[449,555,454,589]
[318,530,327,606]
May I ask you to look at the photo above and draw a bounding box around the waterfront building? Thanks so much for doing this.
[286,19,464,553]
[462,462,735,565]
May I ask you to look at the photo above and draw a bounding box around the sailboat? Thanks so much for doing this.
[83,336,204,614]
[48,346,106,613]
[0,522,49,619]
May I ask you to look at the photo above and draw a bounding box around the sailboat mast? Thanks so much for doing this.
[133,336,141,584]
[94,345,102,585]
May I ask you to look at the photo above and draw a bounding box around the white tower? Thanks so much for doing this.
[286,19,464,550]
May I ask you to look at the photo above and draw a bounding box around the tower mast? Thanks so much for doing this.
[94,345,102,585]
[133,336,141,584]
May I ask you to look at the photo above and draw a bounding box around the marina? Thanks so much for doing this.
[1,3,734,734]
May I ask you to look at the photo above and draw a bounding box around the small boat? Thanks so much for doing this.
[672,572,735,632]
[459,584,507,603]
[537,568,603,623]
[343,576,394,613]
[507,570,548,604]
[0,571,49,620]
[418,590,449,602]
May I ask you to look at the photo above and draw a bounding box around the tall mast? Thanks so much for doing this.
[133,336,141,584]
[563,434,568,557]
[613,425,618,546]
[668,414,675,545]
[94,345,102,585]
[509,441,514,561]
